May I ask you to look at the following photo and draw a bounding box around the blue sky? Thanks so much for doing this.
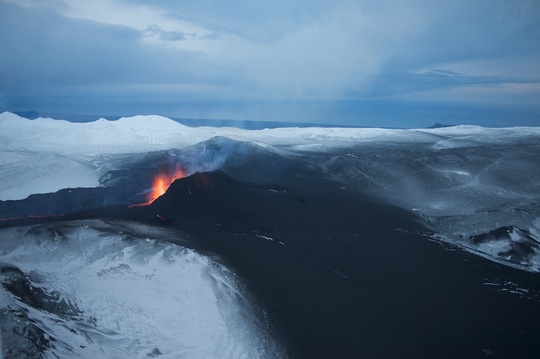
[1,0,539,127]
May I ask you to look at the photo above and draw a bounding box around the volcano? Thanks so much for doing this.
[151,170,302,232]
[149,168,426,244]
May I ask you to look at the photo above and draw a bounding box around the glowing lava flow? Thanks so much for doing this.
[131,167,185,207]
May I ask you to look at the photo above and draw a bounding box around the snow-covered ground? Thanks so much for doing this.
[0,220,283,358]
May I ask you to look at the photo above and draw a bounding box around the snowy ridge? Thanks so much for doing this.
[0,220,284,359]
[2,112,540,155]
[0,113,206,155]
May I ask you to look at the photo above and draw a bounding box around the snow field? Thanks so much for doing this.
[0,220,283,359]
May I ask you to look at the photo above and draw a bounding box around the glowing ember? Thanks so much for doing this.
[131,167,185,207]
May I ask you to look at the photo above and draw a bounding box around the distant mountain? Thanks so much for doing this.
[426,123,456,129]
[11,111,121,122]
[6,110,362,129]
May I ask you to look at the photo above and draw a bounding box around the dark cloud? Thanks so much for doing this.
[0,2,141,88]
[0,2,235,90]
[385,0,540,70]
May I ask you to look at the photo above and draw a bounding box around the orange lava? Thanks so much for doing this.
[130,167,185,207]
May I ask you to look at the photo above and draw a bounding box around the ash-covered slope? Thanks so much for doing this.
[136,168,540,359]
[150,167,420,242]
